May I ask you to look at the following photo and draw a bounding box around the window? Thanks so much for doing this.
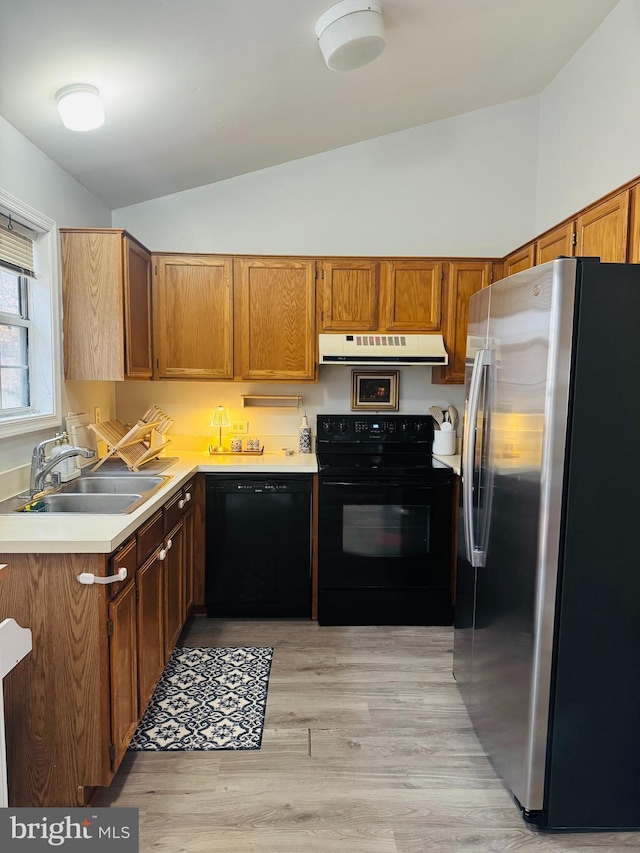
[0,189,61,439]
[0,269,30,413]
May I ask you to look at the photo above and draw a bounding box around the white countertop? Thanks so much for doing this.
[0,451,318,554]
[432,452,461,476]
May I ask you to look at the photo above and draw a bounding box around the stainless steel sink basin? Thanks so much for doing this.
[57,475,165,494]
[0,473,173,514]
[28,493,143,513]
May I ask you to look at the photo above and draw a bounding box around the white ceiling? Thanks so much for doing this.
[0,0,620,210]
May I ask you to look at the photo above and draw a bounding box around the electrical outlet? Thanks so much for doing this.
[93,406,101,423]
[231,421,249,433]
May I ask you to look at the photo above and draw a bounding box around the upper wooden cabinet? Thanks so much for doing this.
[61,229,152,381]
[380,260,443,331]
[234,257,316,381]
[432,261,492,385]
[536,222,575,265]
[153,255,233,380]
[575,190,630,262]
[321,259,378,330]
[501,243,536,279]
[320,258,443,333]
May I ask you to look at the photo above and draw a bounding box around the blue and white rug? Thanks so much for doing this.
[128,646,274,751]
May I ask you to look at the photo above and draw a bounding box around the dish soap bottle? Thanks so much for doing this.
[298,412,312,454]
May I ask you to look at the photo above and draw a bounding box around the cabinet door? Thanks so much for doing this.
[503,244,536,278]
[235,257,316,381]
[321,260,378,331]
[108,580,138,770]
[137,547,165,712]
[61,230,125,380]
[380,260,442,331]
[164,521,185,660]
[536,222,575,265]
[432,262,491,385]
[183,483,196,614]
[123,236,153,379]
[630,185,640,264]
[154,255,233,379]
[576,190,629,262]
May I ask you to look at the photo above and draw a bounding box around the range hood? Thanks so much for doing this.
[319,333,448,366]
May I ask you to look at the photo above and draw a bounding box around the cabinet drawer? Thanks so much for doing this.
[182,482,194,510]
[108,536,137,599]
[164,491,182,533]
[138,510,163,564]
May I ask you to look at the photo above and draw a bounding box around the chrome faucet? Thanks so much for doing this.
[23,434,95,498]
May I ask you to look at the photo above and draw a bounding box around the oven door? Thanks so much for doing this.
[318,478,453,590]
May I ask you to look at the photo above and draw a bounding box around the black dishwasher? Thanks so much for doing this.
[205,475,312,617]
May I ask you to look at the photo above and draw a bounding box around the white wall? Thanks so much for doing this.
[536,0,640,233]
[113,97,539,258]
[115,370,466,452]
[0,115,114,487]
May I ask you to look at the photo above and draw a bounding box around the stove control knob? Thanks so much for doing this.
[415,421,428,434]
[337,420,349,434]
[400,420,412,434]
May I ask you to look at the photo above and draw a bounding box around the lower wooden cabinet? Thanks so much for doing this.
[0,479,203,807]
[108,579,138,769]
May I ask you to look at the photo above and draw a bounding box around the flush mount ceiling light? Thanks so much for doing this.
[55,84,105,131]
[315,0,385,71]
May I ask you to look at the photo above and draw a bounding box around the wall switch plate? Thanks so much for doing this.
[231,421,248,433]
[93,406,101,423]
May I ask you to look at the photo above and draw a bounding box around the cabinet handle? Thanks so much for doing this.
[178,499,185,509]
[77,567,127,585]
[158,548,167,561]
[166,538,173,550]
[184,492,192,502]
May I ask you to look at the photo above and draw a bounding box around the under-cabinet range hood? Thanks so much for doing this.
[319,333,448,366]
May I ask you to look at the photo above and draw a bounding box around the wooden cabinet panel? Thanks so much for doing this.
[502,244,536,279]
[432,261,491,385]
[184,501,195,614]
[108,580,138,770]
[137,547,165,713]
[108,535,137,600]
[61,229,152,381]
[380,260,442,331]
[235,257,316,381]
[536,222,575,265]
[138,510,163,565]
[321,260,378,330]
[576,190,629,262]
[153,255,233,379]
[164,490,182,534]
[627,185,640,263]
[123,236,153,378]
[164,521,185,659]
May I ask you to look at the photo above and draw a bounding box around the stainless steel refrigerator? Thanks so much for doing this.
[454,257,640,830]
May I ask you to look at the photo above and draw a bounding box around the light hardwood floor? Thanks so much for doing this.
[96,619,640,852]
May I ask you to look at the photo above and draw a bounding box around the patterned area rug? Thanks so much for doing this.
[128,646,274,751]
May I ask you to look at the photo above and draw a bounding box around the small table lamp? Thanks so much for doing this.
[210,405,230,453]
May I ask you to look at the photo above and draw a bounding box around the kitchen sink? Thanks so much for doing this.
[56,475,166,494]
[24,493,143,513]
[0,473,173,514]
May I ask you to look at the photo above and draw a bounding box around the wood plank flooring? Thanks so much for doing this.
[96,619,640,852]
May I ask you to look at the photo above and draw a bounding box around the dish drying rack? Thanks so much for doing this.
[88,406,173,472]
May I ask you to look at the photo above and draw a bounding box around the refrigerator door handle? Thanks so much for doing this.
[463,347,491,568]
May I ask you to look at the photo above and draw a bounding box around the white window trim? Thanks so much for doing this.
[0,188,61,439]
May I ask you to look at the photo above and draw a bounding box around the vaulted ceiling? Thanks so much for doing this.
[0,0,620,209]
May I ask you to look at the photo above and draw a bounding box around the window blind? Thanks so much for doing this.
[0,223,36,277]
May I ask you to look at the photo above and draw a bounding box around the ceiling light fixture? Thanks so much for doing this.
[55,84,105,131]
[315,0,385,72]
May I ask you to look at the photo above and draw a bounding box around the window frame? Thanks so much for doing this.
[0,273,31,415]
[0,188,61,439]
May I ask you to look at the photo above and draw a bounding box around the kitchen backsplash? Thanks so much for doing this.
[115,367,466,450]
